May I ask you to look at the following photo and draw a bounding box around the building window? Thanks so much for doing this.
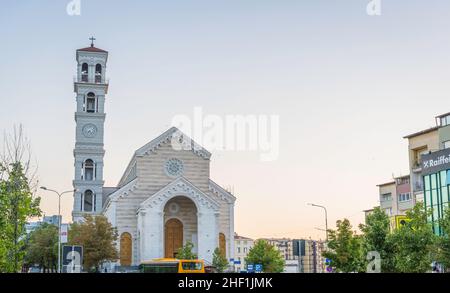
[81,63,88,82]
[444,141,450,149]
[244,247,247,253]
[82,159,95,181]
[237,247,241,253]
[440,115,450,127]
[85,92,97,113]
[398,193,411,202]
[95,64,102,83]
[381,193,392,202]
[83,190,95,212]
[384,208,392,216]
[413,147,428,167]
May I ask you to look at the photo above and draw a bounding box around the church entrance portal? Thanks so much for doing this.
[164,218,183,258]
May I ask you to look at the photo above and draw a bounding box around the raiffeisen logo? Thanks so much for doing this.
[423,154,450,169]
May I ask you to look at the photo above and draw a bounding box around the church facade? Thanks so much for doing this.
[71,42,236,266]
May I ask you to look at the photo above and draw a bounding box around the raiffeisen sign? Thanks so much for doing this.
[421,148,450,175]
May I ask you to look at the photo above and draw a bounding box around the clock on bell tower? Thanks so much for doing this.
[72,37,109,222]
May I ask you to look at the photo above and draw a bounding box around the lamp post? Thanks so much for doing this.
[40,187,75,273]
[308,203,328,242]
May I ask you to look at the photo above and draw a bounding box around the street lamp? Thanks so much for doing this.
[40,186,75,273]
[308,203,328,242]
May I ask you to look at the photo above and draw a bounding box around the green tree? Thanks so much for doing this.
[0,125,41,272]
[212,247,228,272]
[323,218,364,273]
[390,203,436,273]
[0,162,41,272]
[176,241,198,260]
[359,207,396,272]
[68,215,118,272]
[24,223,58,272]
[245,240,285,273]
[436,207,450,271]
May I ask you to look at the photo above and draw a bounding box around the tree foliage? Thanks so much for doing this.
[323,218,364,273]
[176,241,198,260]
[24,223,58,272]
[212,247,228,273]
[359,207,396,272]
[387,204,435,273]
[245,239,285,273]
[437,207,450,271]
[68,215,118,272]
[0,126,41,272]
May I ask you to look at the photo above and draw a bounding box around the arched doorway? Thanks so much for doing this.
[120,232,132,266]
[165,218,183,258]
[219,233,226,257]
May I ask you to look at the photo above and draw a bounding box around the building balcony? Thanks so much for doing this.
[73,76,109,85]
[398,200,414,211]
[380,200,393,209]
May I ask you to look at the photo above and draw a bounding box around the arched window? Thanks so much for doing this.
[85,92,97,113]
[95,64,102,83]
[83,190,95,212]
[82,159,95,181]
[81,63,88,82]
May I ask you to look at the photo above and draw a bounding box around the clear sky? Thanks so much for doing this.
[1,0,450,240]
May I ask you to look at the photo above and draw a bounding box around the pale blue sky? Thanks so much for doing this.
[1,1,450,239]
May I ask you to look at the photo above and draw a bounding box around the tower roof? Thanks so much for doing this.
[76,46,108,53]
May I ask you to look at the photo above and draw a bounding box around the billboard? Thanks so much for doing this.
[421,148,450,175]
[60,224,68,244]
[390,215,411,230]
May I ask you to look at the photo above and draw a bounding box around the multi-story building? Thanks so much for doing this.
[25,215,62,234]
[234,234,254,272]
[368,112,450,234]
[421,112,450,235]
[404,125,439,203]
[294,239,326,273]
[261,238,295,260]
[376,175,413,218]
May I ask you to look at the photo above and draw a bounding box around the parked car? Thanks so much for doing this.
[28,266,41,273]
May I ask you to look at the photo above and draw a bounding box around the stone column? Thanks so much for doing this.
[141,209,164,261]
[197,210,218,264]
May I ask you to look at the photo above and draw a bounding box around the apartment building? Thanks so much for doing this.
[403,126,439,203]
[234,234,254,272]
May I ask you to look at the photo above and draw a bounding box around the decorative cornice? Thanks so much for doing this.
[209,180,236,204]
[103,178,138,210]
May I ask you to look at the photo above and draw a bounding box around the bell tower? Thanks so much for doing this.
[72,37,108,222]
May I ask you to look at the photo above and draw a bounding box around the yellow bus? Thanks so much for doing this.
[139,258,205,273]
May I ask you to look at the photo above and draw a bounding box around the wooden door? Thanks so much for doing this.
[219,233,226,257]
[165,218,183,258]
[120,232,132,266]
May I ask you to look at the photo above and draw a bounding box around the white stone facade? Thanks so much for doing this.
[103,128,236,265]
[71,44,236,266]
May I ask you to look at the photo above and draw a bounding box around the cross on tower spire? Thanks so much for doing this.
[89,36,96,47]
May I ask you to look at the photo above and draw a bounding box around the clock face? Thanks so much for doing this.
[82,124,98,138]
[165,158,184,177]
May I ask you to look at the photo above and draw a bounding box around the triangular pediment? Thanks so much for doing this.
[138,177,220,212]
[135,127,211,159]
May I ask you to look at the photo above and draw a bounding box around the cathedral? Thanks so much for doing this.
[71,41,236,267]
